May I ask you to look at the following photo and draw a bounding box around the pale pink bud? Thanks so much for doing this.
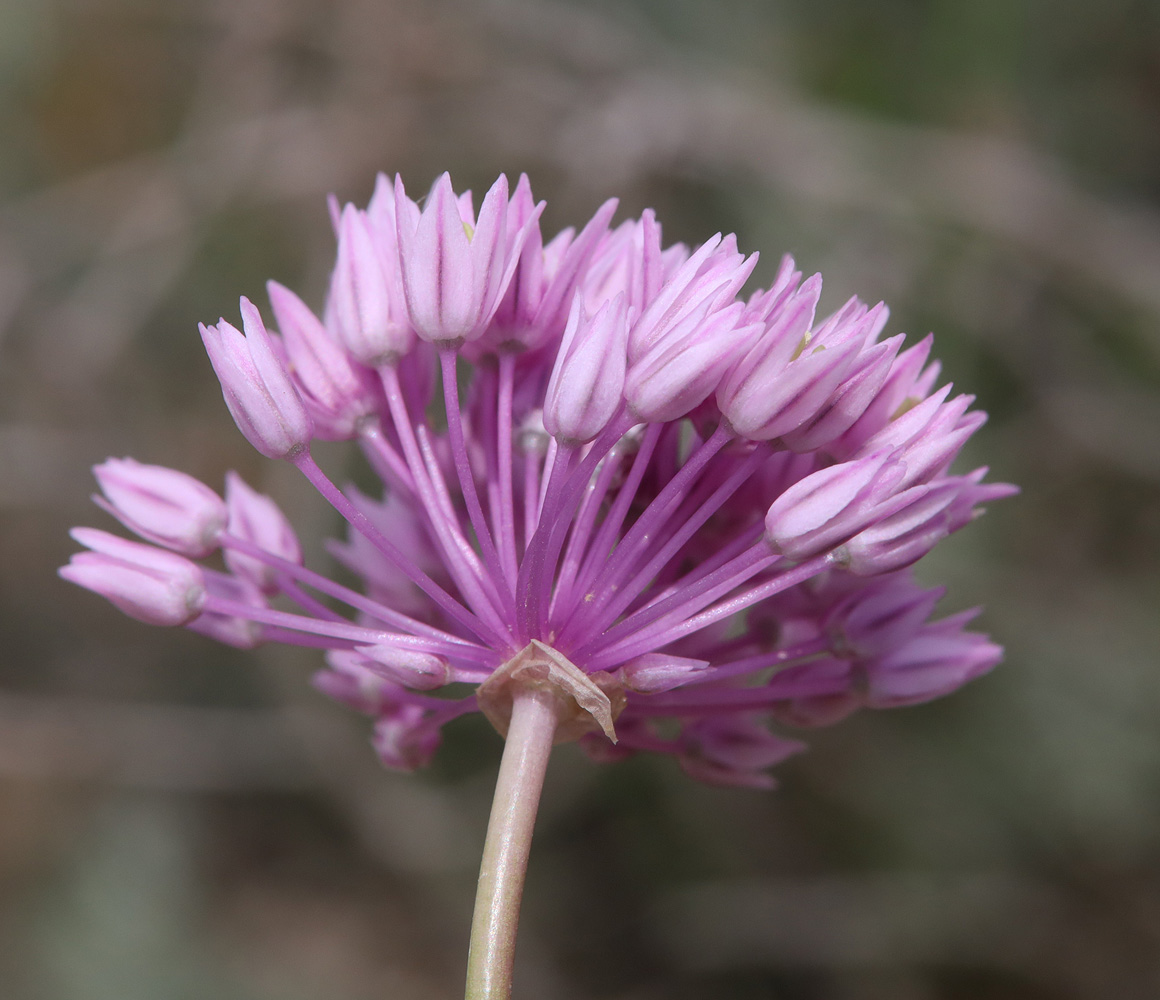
[396,173,542,346]
[581,210,665,318]
[835,481,960,575]
[315,649,398,715]
[825,576,944,658]
[486,173,544,345]
[619,234,761,424]
[482,179,616,353]
[781,327,903,454]
[200,298,313,459]
[766,658,859,728]
[543,293,629,443]
[718,275,823,430]
[763,451,907,559]
[862,383,953,450]
[741,254,802,325]
[330,204,413,365]
[222,472,302,593]
[831,333,940,458]
[355,643,451,691]
[864,617,1002,707]
[373,703,443,771]
[859,385,985,488]
[525,196,618,343]
[723,335,863,441]
[60,527,206,626]
[617,653,712,693]
[679,717,805,789]
[627,233,758,363]
[267,280,379,439]
[945,469,1020,533]
[720,284,891,444]
[92,457,226,557]
[364,172,404,269]
[895,399,983,489]
[625,303,759,422]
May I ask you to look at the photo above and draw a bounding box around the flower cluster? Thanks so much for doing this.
[62,173,1014,788]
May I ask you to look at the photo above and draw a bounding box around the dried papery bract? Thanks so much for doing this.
[63,170,1014,1000]
[478,641,625,743]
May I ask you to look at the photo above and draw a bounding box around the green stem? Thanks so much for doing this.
[465,688,558,1000]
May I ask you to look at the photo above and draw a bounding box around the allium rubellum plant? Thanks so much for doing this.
[62,171,1014,1000]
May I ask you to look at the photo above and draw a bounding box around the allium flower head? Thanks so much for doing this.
[63,172,1015,789]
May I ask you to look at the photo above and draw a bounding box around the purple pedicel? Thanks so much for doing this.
[63,173,1014,786]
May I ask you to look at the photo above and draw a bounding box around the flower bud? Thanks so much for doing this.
[859,385,985,489]
[355,643,451,691]
[723,334,863,442]
[825,575,944,658]
[373,703,443,771]
[92,457,225,557]
[60,527,206,626]
[396,173,542,346]
[766,658,859,728]
[830,333,940,458]
[864,616,1002,707]
[267,280,379,439]
[314,649,398,715]
[763,450,908,559]
[222,471,303,593]
[617,653,712,693]
[200,298,313,459]
[678,716,805,788]
[581,210,665,318]
[330,205,413,365]
[626,303,759,422]
[628,233,757,363]
[782,327,902,454]
[543,293,629,443]
[717,274,823,435]
[479,182,616,354]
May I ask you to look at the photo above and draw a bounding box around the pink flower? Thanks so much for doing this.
[92,457,226,557]
[200,299,313,459]
[63,173,1014,788]
[222,471,303,593]
[394,173,543,346]
[543,293,629,444]
[61,528,206,626]
[863,613,1003,707]
[329,204,413,366]
[268,278,380,438]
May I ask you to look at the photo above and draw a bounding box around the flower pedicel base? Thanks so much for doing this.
[61,172,1015,999]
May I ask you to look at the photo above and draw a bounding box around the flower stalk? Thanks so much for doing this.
[465,641,622,998]
[466,685,558,1000]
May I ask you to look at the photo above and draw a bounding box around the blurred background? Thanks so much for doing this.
[1,0,1158,997]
